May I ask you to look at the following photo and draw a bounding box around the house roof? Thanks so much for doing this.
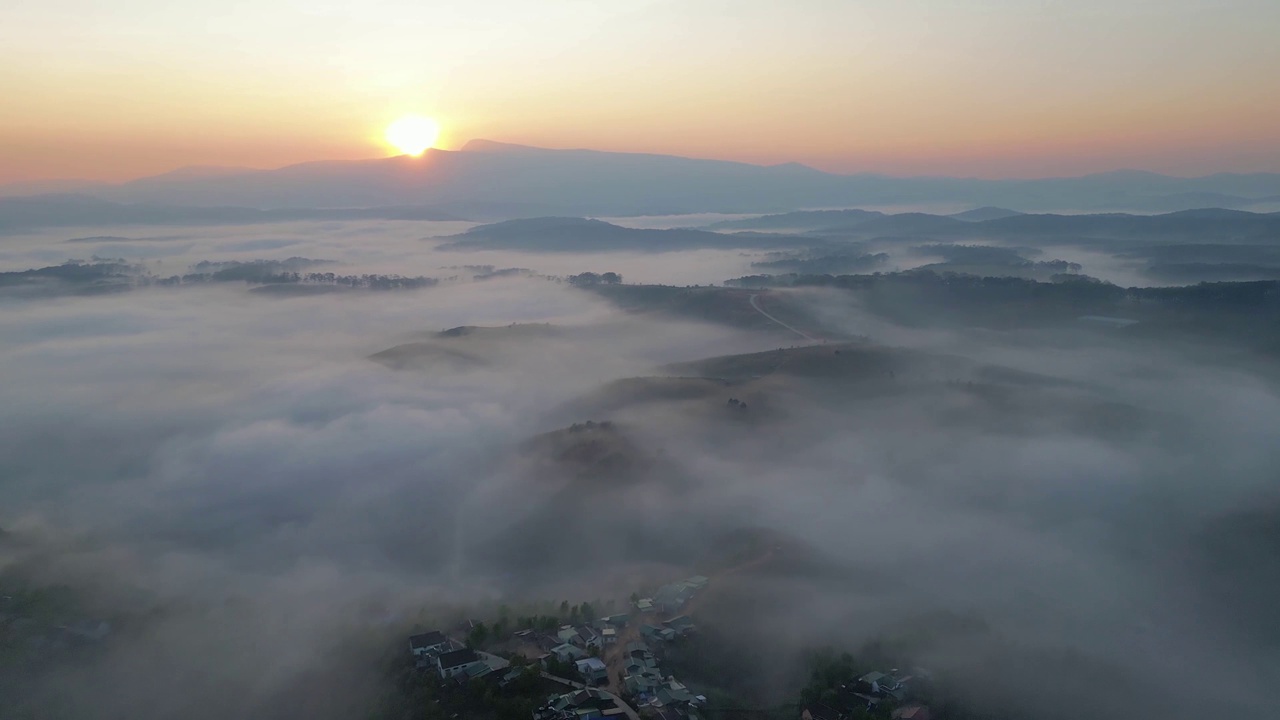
[552,643,587,659]
[438,648,480,669]
[409,630,447,649]
[481,652,511,671]
[859,671,886,683]
[892,705,928,720]
[665,616,695,632]
[576,657,607,672]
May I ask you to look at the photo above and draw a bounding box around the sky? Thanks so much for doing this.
[3,0,1279,183]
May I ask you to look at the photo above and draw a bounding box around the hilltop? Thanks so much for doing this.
[436,217,803,252]
[370,324,563,370]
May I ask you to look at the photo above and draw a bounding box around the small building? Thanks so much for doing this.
[408,630,449,657]
[892,705,932,720]
[576,656,609,685]
[640,624,676,642]
[575,626,602,650]
[437,648,486,679]
[601,627,618,645]
[858,671,900,695]
[480,651,511,673]
[664,615,696,636]
[499,665,529,688]
[551,642,588,663]
[534,688,626,720]
[653,583,697,614]
[635,598,654,612]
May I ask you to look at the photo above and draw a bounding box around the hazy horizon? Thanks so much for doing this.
[9,138,1280,191]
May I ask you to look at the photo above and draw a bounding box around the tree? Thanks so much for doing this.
[559,601,570,617]
[580,602,595,622]
[466,622,489,649]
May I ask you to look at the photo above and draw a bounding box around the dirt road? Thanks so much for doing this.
[749,293,819,342]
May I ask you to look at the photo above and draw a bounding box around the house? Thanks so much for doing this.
[574,626,602,650]
[576,656,609,685]
[835,688,879,713]
[408,630,449,657]
[480,651,511,674]
[653,582,697,614]
[858,671,903,695]
[652,678,696,708]
[640,624,676,642]
[437,648,487,679]
[534,688,626,720]
[683,576,709,590]
[892,705,931,720]
[664,615,696,636]
[635,598,654,612]
[551,643,588,663]
[599,613,630,628]
[464,661,493,681]
[601,627,618,645]
[624,672,660,696]
[535,633,563,653]
[500,665,530,688]
[558,625,581,644]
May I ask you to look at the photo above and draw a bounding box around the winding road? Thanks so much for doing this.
[749,293,819,342]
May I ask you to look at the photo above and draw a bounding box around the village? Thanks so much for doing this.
[402,573,937,720]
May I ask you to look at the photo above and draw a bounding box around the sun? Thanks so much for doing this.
[385,115,440,156]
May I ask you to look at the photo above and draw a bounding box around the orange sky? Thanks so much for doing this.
[3,1,1279,184]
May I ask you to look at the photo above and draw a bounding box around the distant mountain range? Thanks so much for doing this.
[3,140,1280,220]
[0,194,462,233]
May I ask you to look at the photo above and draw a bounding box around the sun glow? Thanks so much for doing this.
[384,115,440,156]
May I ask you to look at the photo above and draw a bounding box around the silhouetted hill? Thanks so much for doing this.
[437,217,804,252]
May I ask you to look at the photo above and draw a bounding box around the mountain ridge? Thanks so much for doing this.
[6,140,1280,217]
